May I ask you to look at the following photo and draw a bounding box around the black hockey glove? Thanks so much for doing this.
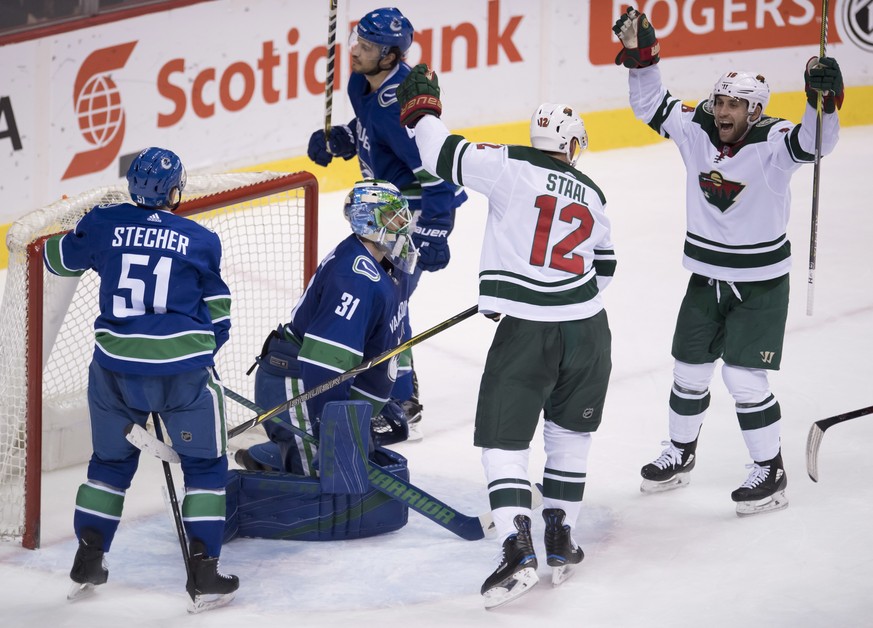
[307,125,357,167]
[613,7,660,68]
[398,64,442,128]
[805,56,844,113]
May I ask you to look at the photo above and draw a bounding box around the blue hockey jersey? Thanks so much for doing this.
[43,202,231,375]
[346,62,467,229]
[284,234,410,420]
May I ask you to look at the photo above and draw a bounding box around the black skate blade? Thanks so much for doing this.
[187,591,236,614]
[735,489,789,518]
[640,472,691,494]
[482,567,539,609]
[67,581,98,601]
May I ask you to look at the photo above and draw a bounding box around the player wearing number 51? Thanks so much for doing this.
[399,66,617,608]
[612,6,842,516]
[43,147,239,610]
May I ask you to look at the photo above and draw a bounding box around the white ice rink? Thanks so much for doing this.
[2,125,872,627]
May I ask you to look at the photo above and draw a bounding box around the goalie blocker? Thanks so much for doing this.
[225,401,409,541]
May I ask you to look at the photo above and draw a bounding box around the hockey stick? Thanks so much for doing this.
[323,0,339,153]
[127,421,490,541]
[806,0,829,316]
[150,414,194,601]
[806,404,873,482]
[227,305,478,439]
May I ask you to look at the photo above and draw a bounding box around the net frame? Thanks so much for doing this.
[0,171,318,549]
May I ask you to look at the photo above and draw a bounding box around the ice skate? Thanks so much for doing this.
[640,438,697,493]
[732,451,788,517]
[67,528,108,601]
[543,508,584,586]
[401,396,423,441]
[186,540,239,613]
[481,515,539,609]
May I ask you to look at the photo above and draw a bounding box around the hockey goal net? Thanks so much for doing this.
[0,171,318,549]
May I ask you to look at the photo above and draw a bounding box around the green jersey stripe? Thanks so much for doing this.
[95,330,216,362]
[479,275,599,307]
[298,335,362,373]
[204,295,231,323]
[44,235,86,277]
[684,239,791,269]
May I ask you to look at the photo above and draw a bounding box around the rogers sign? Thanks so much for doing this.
[589,0,841,65]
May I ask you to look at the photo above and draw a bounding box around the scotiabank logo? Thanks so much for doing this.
[589,1,841,65]
[154,0,522,127]
[63,42,137,180]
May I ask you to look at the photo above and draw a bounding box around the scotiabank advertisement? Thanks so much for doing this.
[1,0,871,224]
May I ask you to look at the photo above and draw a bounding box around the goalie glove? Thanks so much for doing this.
[398,63,442,128]
[307,125,357,167]
[613,7,660,69]
[805,56,844,114]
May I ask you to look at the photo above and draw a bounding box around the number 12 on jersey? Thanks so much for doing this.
[529,194,594,275]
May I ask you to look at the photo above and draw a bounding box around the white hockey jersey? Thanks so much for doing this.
[628,64,840,282]
[413,115,616,322]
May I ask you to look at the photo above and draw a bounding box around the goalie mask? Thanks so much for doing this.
[344,179,418,274]
[351,7,414,59]
[708,71,770,121]
[127,147,187,210]
[530,103,588,167]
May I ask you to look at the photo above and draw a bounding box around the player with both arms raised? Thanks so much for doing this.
[612,7,843,516]
[398,68,617,607]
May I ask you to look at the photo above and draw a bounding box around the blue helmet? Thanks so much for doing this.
[356,7,414,57]
[127,147,187,209]
[344,179,418,273]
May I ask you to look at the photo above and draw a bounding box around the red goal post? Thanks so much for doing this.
[0,171,318,549]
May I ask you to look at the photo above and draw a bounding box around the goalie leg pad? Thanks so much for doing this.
[319,401,372,495]
[223,447,409,542]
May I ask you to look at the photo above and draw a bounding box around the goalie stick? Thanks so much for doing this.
[806,404,873,482]
[227,305,478,439]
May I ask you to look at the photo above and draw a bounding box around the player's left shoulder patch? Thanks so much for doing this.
[379,83,399,107]
[352,255,381,282]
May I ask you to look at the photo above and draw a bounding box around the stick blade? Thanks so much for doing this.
[806,422,825,482]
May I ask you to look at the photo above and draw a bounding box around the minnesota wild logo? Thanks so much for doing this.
[698,170,745,212]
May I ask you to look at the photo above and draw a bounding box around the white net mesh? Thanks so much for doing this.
[0,172,316,544]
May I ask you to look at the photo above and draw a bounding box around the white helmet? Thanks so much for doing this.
[530,103,588,166]
[708,71,770,119]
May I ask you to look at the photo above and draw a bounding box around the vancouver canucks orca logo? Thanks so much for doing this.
[699,170,745,212]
